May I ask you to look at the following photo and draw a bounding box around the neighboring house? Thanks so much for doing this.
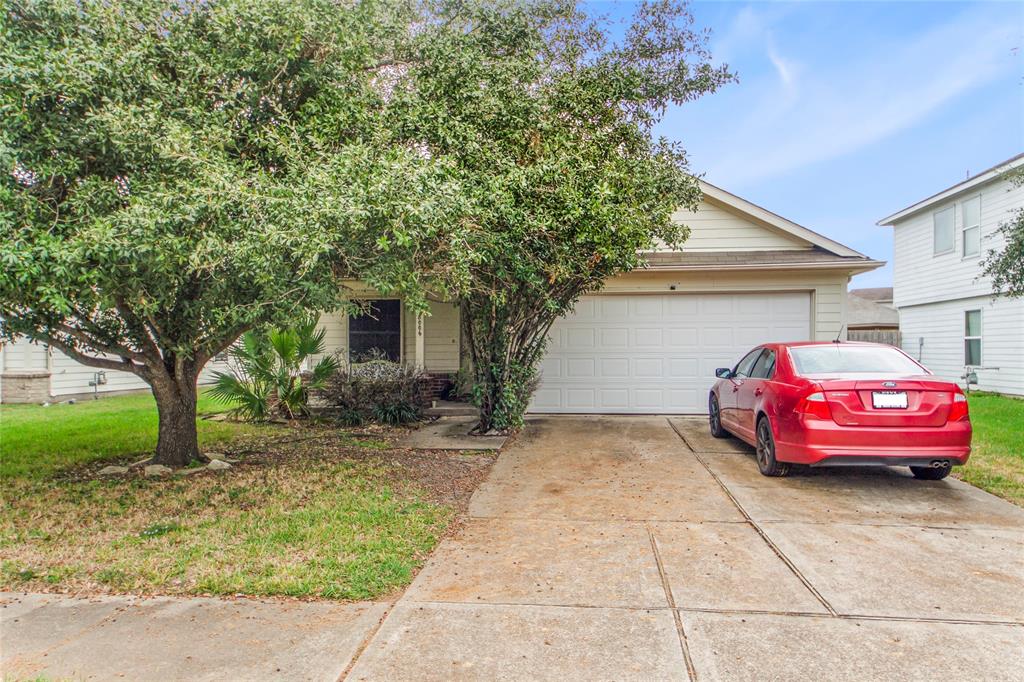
[0,339,229,404]
[319,180,881,414]
[847,287,900,345]
[878,153,1024,396]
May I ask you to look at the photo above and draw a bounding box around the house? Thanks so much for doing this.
[3,180,882,410]
[846,287,899,345]
[0,338,229,404]
[319,180,882,414]
[878,153,1024,396]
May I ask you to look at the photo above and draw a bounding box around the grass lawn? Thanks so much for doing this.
[1,392,493,600]
[955,392,1024,507]
[0,390,258,479]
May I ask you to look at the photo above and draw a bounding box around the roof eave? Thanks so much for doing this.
[877,153,1024,226]
[642,259,885,274]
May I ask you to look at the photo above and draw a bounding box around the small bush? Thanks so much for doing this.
[323,358,426,425]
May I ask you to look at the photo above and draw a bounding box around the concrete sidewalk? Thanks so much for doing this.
[5,416,1024,680]
[1,592,388,681]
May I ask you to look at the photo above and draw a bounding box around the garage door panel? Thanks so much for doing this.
[530,292,812,414]
[600,328,629,347]
[702,328,734,346]
[600,357,630,377]
[566,358,595,378]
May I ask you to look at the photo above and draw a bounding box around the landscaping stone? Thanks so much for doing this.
[206,459,231,471]
[97,466,129,476]
[143,464,172,477]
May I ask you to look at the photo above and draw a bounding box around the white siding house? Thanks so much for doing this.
[0,338,229,403]
[879,153,1024,396]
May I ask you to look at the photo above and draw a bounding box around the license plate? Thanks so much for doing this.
[872,391,908,409]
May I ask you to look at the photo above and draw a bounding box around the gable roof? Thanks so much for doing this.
[849,287,893,303]
[877,152,1024,226]
[699,180,870,259]
[847,289,899,329]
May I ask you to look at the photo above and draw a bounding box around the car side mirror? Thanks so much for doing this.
[715,368,732,379]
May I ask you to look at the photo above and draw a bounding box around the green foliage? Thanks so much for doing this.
[324,359,425,426]
[0,0,464,463]
[209,317,339,421]
[982,168,1024,298]
[390,0,733,431]
[372,401,421,426]
[471,361,540,433]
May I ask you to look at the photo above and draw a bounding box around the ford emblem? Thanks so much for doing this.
[882,381,897,388]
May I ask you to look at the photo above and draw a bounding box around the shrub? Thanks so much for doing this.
[209,318,339,421]
[324,357,426,425]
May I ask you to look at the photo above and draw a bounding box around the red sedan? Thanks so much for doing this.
[708,342,971,479]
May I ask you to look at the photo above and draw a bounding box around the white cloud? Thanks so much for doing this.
[684,4,1020,187]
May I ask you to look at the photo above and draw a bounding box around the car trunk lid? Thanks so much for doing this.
[808,375,958,427]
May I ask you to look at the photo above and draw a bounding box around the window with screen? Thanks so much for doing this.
[964,310,982,366]
[349,300,402,362]
[962,196,981,257]
[933,206,954,255]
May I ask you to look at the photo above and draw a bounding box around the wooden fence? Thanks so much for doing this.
[847,329,901,346]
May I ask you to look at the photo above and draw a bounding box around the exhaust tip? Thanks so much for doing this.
[930,460,951,469]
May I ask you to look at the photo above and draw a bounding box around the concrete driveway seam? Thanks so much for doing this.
[646,525,697,682]
[666,418,838,617]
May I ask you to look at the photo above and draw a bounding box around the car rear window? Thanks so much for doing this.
[789,345,925,375]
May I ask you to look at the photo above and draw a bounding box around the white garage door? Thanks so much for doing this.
[529,292,811,414]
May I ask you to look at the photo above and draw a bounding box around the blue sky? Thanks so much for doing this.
[595,1,1023,288]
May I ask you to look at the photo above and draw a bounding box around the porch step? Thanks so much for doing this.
[424,400,478,417]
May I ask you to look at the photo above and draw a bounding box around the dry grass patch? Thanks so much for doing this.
[1,423,496,600]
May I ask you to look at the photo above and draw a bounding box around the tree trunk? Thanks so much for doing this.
[151,374,201,467]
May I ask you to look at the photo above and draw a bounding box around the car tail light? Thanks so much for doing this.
[948,390,970,422]
[796,390,833,420]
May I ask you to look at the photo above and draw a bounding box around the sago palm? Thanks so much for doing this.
[210,318,339,421]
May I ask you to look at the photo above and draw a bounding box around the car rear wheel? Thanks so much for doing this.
[755,417,789,477]
[709,393,728,438]
[910,465,953,481]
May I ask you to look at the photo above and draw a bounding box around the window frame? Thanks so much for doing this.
[961,195,981,259]
[348,298,404,363]
[964,309,982,367]
[932,206,955,256]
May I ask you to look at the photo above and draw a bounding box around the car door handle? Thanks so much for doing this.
[754,387,764,397]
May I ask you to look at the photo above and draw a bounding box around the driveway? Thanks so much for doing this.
[350,416,1024,681]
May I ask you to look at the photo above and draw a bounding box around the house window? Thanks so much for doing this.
[962,196,981,257]
[933,206,954,255]
[964,310,982,366]
[349,300,401,362]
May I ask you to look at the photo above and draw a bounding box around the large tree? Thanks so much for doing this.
[392,0,732,432]
[0,0,461,465]
[982,167,1024,298]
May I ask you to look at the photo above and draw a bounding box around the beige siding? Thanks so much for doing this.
[665,198,811,252]
[601,269,849,342]
[899,295,1024,396]
[892,176,1023,308]
[320,299,459,372]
